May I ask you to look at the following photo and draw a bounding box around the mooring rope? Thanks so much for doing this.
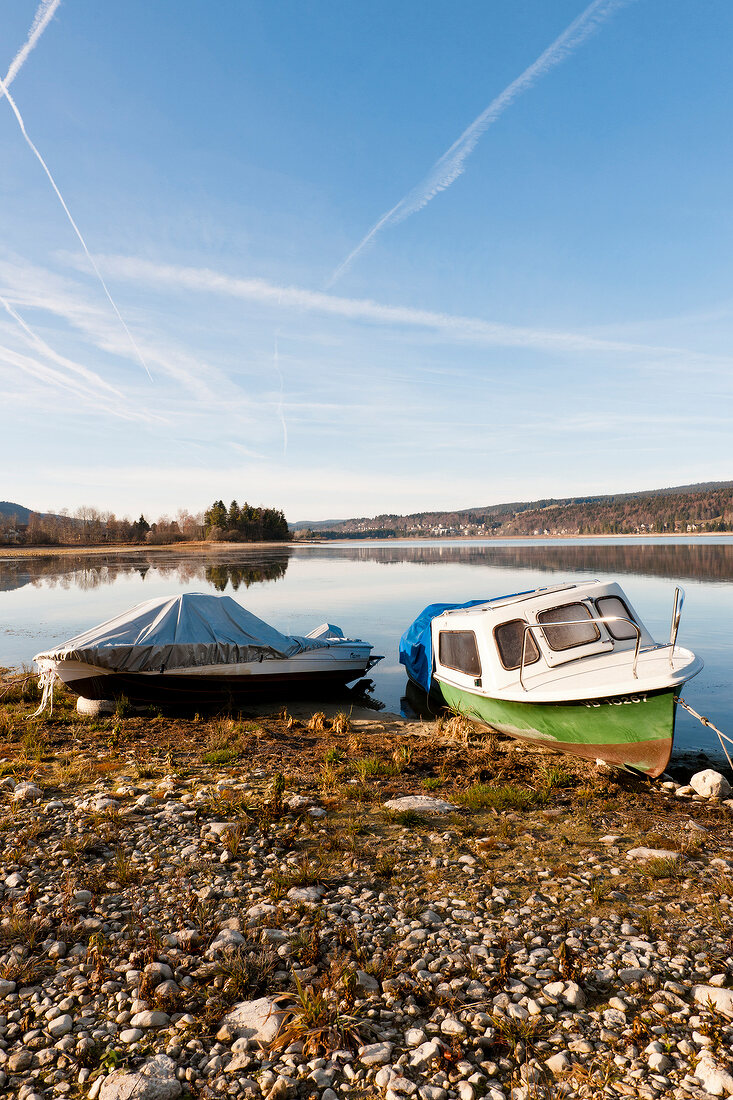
[675,696,733,772]
[28,668,55,719]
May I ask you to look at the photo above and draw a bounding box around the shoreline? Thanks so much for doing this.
[2,531,733,559]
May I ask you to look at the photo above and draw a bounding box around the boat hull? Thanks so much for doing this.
[48,658,376,706]
[435,680,678,777]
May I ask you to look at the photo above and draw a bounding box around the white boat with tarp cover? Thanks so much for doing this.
[34,592,381,706]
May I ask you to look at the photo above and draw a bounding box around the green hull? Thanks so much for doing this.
[436,680,678,776]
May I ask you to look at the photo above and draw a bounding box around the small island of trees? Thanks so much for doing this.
[203,500,290,542]
[0,497,291,547]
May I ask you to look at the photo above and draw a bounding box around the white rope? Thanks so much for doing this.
[28,667,55,719]
[675,696,733,771]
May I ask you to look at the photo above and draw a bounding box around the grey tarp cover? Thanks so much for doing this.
[34,592,335,673]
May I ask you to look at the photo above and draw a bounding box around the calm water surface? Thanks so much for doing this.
[2,538,733,765]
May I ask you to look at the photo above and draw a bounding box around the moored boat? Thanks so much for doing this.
[399,580,702,776]
[34,592,381,706]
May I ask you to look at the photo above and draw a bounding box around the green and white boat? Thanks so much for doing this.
[399,581,702,777]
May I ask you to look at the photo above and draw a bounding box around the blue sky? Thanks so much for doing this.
[2,0,733,523]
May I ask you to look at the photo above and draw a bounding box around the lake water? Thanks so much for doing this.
[2,537,733,766]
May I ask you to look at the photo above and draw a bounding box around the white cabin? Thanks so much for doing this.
[430,580,700,703]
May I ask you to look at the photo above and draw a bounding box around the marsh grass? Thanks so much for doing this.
[539,764,574,794]
[640,856,683,880]
[217,942,278,1001]
[352,755,398,782]
[272,973,367,1057]
[331,712,351,735]
[458,783,544,812]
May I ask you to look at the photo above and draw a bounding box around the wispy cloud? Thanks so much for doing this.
[330,0,635,284]
[0,2,152,382]
[0,337,159,423]
[3,0,62,89]
[0,291,120,397]
[0,256,231,405]
[93,253,726,367]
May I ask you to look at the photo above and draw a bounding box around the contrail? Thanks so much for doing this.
[0,291,121,396]
[0,57,152,381]
[330,0,635,285]
[4,0,62,89]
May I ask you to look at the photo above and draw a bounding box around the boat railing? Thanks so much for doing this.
[519,616,642,691]
[668,586,684,668]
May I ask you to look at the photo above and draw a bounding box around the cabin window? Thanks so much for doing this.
[536,602,601,651]
[438,630,481,676]
[595,596,637,641]
[494,619,540,671]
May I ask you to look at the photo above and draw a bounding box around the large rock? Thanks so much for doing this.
[12,781,42,803]
[689,769,732,800]
[358,1041,394,1065]
[207,928,246,955]
[384,795,456,815]
[694,1050,733,1097]
[98,1054,181,1100]
[625,847,679,861]
[220,997,286,1047]
[692,984,733,1018]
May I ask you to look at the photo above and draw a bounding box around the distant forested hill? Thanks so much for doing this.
[0,501,33,523]
[294,481,733,539]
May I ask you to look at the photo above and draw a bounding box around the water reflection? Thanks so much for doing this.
[305,539,733,584]
[0,548,292,594]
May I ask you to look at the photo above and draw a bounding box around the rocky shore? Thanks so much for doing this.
[0,676,732,1100]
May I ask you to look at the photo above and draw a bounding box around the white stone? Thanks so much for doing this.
[99,1054,181,1100]
[13,781,42,803]
[208,928,246,954]
[546,1052,570,1076]
[48,1013,73,1037]
[410,1040,444,1069]
[440,1016,467,1037]
[692,984,733,1018]
[384,795,456,814]
[387,1077,418,1097]
[358,1041,394,1065]
[207,821,238,837]
[287,885,324,903]
[689,769,732,799]
[405,1028,427,1047]
[220,997,287,1047]
[120,1028,144,1044]
[625,847,679,861]
[695,1050,733,1097]
[130,1010,170,1028]
[5,872,25,888]
[562,981,586,1008]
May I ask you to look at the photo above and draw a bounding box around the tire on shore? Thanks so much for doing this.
[76,697,116,717]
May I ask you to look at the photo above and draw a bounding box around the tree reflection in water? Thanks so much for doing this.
[205,558,289,591]
[0,548,292,594]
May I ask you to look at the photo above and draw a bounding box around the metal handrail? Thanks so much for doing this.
[519,615,642,691]
[669,586,684,668]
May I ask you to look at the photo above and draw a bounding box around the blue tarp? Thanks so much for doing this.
[398,590,535,691]
[398,600,489,692]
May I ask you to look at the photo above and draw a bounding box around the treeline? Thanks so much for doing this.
[301,483,733,539]
[203,500,290,542]
[1,497,290,547]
